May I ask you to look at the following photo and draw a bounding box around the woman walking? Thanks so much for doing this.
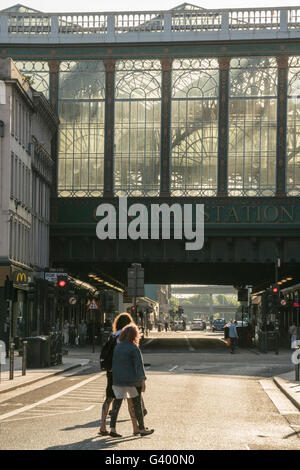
[109,323,154,437]
[99,312,142,436]
[63,320,69,346]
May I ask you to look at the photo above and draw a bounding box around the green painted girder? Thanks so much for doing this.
[51,196,300,230]
[3,40,300,61]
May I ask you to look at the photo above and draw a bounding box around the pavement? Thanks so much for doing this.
[0,344,299,413]
[0,348,92,394]
[273,370,300,411]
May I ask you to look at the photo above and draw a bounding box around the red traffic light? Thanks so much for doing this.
[272,287,278,293]
[58,280,66,287]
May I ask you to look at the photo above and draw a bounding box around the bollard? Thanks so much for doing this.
[295,359,300,381]
[22,341,27,376]
[9,342,15,380]
[295,363,300,381]
[295,346,300,381]
[0,340,6,384]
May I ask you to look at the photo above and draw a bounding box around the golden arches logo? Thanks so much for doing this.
[16,273,27,283]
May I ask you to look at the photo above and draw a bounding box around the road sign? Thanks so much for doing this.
[69,296,77,305]
[88,299,99,310]
[45,272,68,282]
[127,263,144,297]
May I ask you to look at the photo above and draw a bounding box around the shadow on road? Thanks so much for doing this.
[45,434,144,450]
[62,418,132,432]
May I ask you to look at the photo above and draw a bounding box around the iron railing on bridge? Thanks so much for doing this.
[1,7,300,43]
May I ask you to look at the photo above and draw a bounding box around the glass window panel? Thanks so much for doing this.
[171,58,219,196]
[58,61,105,197]
[230,57,277,97]
[228,57,277,196]
[114,59,161,196]
[14,61,49,99]
[287,57,300,195]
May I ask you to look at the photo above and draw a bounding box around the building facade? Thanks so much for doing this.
[0,57,58,344]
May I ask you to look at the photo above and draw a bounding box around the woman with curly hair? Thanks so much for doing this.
[109,323,154,437]
[99,312,142,436]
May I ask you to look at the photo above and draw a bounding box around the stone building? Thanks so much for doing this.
[0,58,58,344]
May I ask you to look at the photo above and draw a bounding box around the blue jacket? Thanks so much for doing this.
[228,323,238,338]
[112,340,146,387]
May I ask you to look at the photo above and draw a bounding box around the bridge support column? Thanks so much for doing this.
[48,60,60,196]
[104,59,116,198]
[217,57,230,198]
[48,60,60,113]
[276,55,288,197]
[160,58,173,197]
[209,293,214,318]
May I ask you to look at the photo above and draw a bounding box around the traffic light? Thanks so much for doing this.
[48,283,55,299]
[262,286,280,315]
[238,288,248,302]
[57,275,69,303]
[27,282,35,302]
[131,306,136,316]
[271,285,280,313]
[107,293,114,312]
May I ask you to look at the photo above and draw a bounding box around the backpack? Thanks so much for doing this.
[100,334,117,371]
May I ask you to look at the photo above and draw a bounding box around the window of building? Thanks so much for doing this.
[15,61,50,99]
[58,60,106,197]
[287,56,300,196]
[171,58,219,196]
[228,57,277,196]
[114,59,161,196]
[10,153,14,198]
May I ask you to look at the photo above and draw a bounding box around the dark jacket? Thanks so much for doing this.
[112,339,146,387]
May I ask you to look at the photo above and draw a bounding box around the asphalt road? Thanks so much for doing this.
[0,331,299,450]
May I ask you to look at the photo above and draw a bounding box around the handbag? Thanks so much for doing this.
[226,338,231,347]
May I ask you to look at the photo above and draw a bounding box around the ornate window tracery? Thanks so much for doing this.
[170,58,219,196]
[58,61,105,197]
[14,61,49,98]
[114,59,161,196]
[228,57,277,196]
[287,56,300,196]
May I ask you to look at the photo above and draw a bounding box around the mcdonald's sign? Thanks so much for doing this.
[14,272,28,284]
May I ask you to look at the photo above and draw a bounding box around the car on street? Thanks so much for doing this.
[174,321,185,331]
[212,318,226,332]
[191,319,206,331]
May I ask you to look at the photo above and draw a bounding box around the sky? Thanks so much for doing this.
[1,0,300,13]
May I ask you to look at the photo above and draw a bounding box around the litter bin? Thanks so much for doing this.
[237,327,247,347]
[267,331,279,352]
[49,331,62,365]
[24,336,50,368]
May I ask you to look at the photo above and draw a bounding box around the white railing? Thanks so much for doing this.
[0,7,300,42]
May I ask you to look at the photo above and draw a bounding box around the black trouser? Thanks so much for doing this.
[110,394,145,430]
[230,337,237,352]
